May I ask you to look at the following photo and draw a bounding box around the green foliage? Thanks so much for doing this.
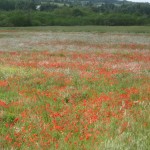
[10,11,32,26]
[0,0,16,11]
[40,3,58,11]
[15,0,36,10]
[0,1,150,26]
[72,8,84,16]
[2,112,16,123]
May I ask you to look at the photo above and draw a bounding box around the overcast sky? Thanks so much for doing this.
[129,0,150,2]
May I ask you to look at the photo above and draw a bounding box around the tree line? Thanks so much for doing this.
[0,0,150,26]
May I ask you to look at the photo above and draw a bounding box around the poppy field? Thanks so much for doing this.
[0,29,150,149]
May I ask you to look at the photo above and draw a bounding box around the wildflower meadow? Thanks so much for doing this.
[0,28,150,150]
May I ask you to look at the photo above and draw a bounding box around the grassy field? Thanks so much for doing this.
[0,26,150,33]
[0,27,150,150]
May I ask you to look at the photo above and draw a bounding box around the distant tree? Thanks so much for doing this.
[40,4,58,11]
[0,0,16,10]
[72,8,84,16]
[15,0,36,10]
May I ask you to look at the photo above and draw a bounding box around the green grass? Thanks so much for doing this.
[0,26,150,33]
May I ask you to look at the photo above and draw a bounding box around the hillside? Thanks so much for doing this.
[34,0,131,6]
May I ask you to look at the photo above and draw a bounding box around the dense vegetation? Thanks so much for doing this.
[0,0,150,26]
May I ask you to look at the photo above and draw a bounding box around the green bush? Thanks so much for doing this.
[0,10,150,27]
